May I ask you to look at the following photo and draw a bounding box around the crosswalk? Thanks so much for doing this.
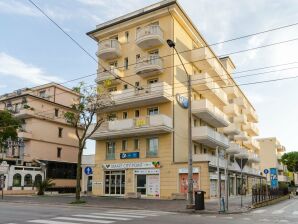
[23,209,174,224]
[252,208,298,215]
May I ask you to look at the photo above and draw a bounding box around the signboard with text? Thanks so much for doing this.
[120,152,139,159]
[270,168,278,188]
[103,161,160,170]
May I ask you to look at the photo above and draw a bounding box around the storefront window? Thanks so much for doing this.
[13,174,21,187]
[147,138,158,157]
[106,142,115,160]
[24,174,33,187]
[136,175,146,195]
[104,170,125,195]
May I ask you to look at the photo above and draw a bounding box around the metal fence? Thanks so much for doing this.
[252,187,289,205]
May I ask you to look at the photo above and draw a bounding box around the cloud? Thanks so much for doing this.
[76,0,106,6]
[0,84,7,89]
[0,52,63,85]
[0,0,39,16]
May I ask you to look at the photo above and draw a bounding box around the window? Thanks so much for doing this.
[35,174,42,185]
[122,111,128,119]
[106,142,116,160]
[125,31,129,42]
[194,144,200,154]
[24,174,33,187]
[124,58,128,70]
[46,161,77,179]
[123,84,128,90]
[135,110,140,118]
[134,139,140,150]
[109,61,118,68]
[39,90,46,98]
[57,147,62,158]
[13,174,21,187]
[21,97,27,104]
[148,78,158,84]
[58,127,63,138]
[147,138,158,157]
[122,140,127,151]
[136,54,141,61]
[55,108,59,117]
[135,82,140,87]
[148,107,159,115]
[111,35,118,40]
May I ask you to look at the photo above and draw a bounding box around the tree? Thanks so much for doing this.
[281,152,298,185]
[64,82,113,202]
[0,110,20,160]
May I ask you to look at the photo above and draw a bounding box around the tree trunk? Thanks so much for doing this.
[75,146,83,201]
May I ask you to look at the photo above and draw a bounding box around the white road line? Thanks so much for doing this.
[73,214,131,221]
[105,211,159,216]
[109,209,174,214]
[222,216,233,219]
[279,220,289,223]
[53,217,113,223]
[272,210,284,214]
[91,213,145,218]
[259,218,270,222]
[293,211,298,215]
[242,217,251,220]
[252,209,266,214]
[205,215,217,218]
[28,221,82,224]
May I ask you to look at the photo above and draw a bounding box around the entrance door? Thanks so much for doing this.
[104,170,125,196]
[136,175,146,195]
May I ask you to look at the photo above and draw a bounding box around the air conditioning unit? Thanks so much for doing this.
[16,160,23,166]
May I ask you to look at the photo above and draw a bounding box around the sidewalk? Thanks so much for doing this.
[0,194,252,214]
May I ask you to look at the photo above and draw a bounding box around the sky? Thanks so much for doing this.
[1,0,298,154]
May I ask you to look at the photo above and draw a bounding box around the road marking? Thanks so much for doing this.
[28,221,82,224]
[252,209,266,214]
[293,211,298,215]
[242,217,251,220]
[205,215,217,218]
[109,209,174,214]
[259,218,270,222]
[91,213,145,218]
[222,216,233,219]
[272,210,284,214]
[279,220,289,223]
[53,217,113,223]
[105,211,159,216]
[73,214,131,221]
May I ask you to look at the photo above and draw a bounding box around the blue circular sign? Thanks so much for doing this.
[264,169,269,174]
[84,166,93,175]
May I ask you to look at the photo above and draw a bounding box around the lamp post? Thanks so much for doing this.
[167,39,194,207]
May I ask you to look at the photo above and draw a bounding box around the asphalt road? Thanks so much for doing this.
[0,197,297,224]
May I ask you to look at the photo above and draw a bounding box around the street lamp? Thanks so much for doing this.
[167,39,194,207]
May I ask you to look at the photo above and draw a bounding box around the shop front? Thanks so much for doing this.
[178,168,200,194]
[134,169,160,197]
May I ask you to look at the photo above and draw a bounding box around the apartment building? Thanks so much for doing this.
[87,0,262,199]
[0,83,80,193]
[258,137,289,184]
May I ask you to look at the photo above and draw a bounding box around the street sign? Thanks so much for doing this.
[270,168,278,188]
[84,166,93,175]
[176,94,189,109]
[264,169,269,175]
[120,152,140,159]
[235,158,248,170]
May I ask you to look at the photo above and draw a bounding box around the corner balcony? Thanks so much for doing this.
[136,25,164,49]
[233,114,248,124]
[193,154,227,168]
[226,143,241,155]
[97,39,121,60]
[248,153,260,163]
[277,145,285,152]
[243,122,259,136]
[135,55,163,77]
[106,82,172,111]
[222,123,240,136]
[90,114,173,140]
[192,126,229,149]
[234,132,249,141]
[191,73,228,106]
[224,86,240,99]
[243,107,258,123]
[243,138,260,150]
[95,67,123,85]
[233,97,247,109]
[223,104,239,116]
[18,130,32,139]
[192,99,229,128]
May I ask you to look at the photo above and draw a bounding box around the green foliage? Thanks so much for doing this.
[35,179,55,196]
[281,152,298,172]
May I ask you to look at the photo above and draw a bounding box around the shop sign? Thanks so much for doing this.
[0,161,9,174]
[103,161,160,170]
[133,169,160,175]
[120,152,139,159]
[147,175,160,197]
[176,94,189,109]
[178,168,200,174]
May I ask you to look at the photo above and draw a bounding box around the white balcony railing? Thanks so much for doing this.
[135,55,163,77]
[192,126,229,149]
[90,114,173,140]
[243,107,258,123]
[223,104,239,116]
[97,39,121,60]
[224,86,239,99]
[192,99,229,128]
[193,154,227,168]
[233,97,247,109]
[191,73,228,106]
[222,123,240,136]
[226,143,241,155]
[243,138,260,150]
[248,152,260,163]
[95,66,123,84]
[233,114,248,124]
[243,122,259,136]
[234,132,249,141]
[136,25,164,49]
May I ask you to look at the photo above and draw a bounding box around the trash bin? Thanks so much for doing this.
[194,190,205,210]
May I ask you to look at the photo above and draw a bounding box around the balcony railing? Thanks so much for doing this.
[97,39,121,60]
[106,82,172,111]
[234,132,249,141]
[136,25,164,49]
[243,138,260,150]
[192,99,229,128]
[243,107,258,123]
[135,55,163,77]
[95,66,123,84]
[233,97,247,109]
[222,123,240,136]
[192,126,229,149]
[233,114,248,124]
[90,114,173,140]
[191,73,228,106]
[243,122,259,136]
[248,153,260,163]
[193,154,227,168]
[223,104,239,116]
[278,175,288,182]
[226,143,241,155]
[224,86,239,99]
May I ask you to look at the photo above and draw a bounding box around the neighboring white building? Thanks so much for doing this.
[81,155,95,193]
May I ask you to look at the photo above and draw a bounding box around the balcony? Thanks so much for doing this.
[226,143,241,155]
[223,104,239,116]
[234,132,249,141]
[243,138,260,150]
[222,123,240,136]
[90,114,173,140]
[235,148,249,159]
[243,107,258,123]
[277,154,282,160]
[243,167,261,176]
[233,97,247,109]
[233,114,248,124]
[243,122,259,136]
[135,55,163,77]
[18,130,32,139]
[106,82,172,111]
[278,175,288,182]
[192,126,229,149]
[14,108,35,119]
[193,154,227,168]
[136,25,164,49]
[224,86,239,99]
[192,99,229,128]
[277,145,285,152]
[95,66,123,85]
[191,73,228,106]
[248,153,260,163]
[97,39,121,60]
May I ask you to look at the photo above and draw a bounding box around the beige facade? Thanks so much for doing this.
[0,83,80,191]
[258,137,289,183]
[88,0,262,199]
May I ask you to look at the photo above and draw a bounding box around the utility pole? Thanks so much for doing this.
[167,39,194,207]
[216,146,221,211]
[225,154,230,211]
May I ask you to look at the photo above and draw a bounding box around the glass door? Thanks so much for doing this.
[104,171,125,196]
[136,175,146,195]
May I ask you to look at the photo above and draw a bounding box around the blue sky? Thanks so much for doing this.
[1,0,298,154]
